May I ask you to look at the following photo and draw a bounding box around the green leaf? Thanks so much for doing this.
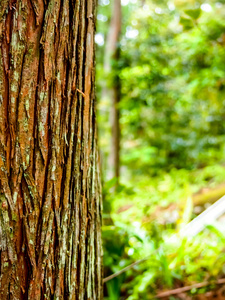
[184,8,201,20]
[106,279,122,300]
[180,17,194,30]
[181,196,193,227]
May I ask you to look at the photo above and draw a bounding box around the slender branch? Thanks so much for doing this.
[103,256,149,283]
[156,278,225,298]
[103,248,162,283]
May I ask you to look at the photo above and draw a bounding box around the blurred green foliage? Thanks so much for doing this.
[96,0,225,298]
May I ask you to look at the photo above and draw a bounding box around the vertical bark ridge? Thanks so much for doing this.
[0,0,102,299]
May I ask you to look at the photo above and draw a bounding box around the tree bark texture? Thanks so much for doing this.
[0,0,102,299]
[104,0,121,182]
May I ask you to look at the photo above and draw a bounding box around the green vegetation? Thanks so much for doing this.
[96,0,225,298]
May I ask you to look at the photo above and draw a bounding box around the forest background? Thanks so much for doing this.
[96,0,225,299]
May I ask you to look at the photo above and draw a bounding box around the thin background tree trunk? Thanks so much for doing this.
[104,0,122,183]
[0,0,102,299]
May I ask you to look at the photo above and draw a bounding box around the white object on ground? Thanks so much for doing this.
[181,195,225,237]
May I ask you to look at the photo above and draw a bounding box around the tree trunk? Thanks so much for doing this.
[104,0,121,183]
[110,48,121,181]
[0,0,102,299]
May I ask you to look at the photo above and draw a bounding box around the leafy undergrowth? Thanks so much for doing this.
[103,164,225,299]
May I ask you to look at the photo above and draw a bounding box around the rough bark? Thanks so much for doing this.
[104,0,121,182]
[0,0,102,299]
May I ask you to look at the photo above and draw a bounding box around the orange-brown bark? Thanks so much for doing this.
[0,0,102,299]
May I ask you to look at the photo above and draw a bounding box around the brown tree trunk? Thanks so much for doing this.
[0,0,102,299]
[110,48,121,181]
[104,0,122,183]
